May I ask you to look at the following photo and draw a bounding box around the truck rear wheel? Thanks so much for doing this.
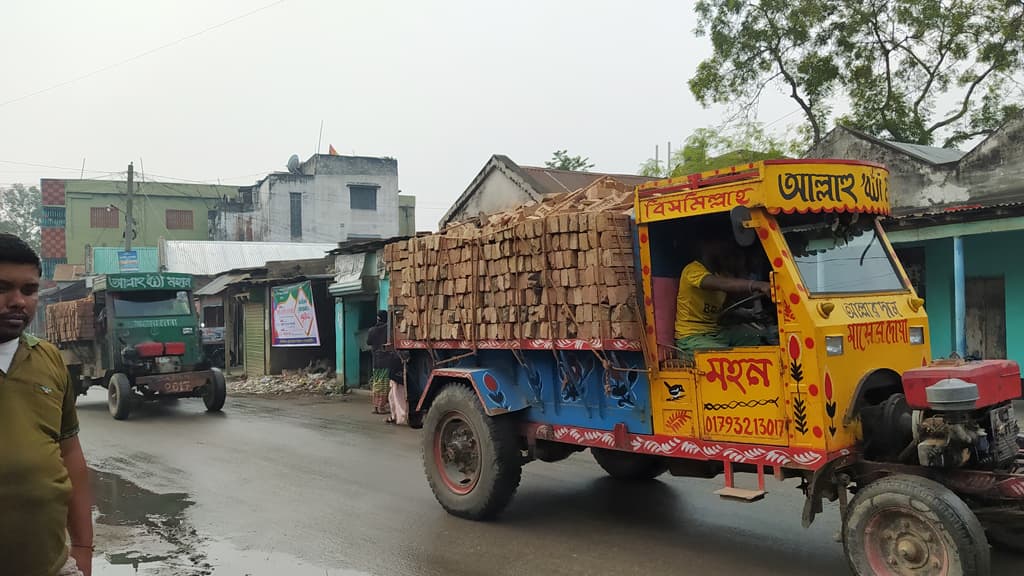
[843,474,990,576]
[591,448,668,481]
[107,373,132,420]
[422,384,522,520]
[203,368,227,412]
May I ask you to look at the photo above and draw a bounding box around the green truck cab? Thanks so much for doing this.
[47,272,227,420]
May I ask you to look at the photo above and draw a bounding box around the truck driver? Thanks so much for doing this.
[674,236,771,360]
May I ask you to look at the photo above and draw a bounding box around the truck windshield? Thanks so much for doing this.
[778,214,905,295]
[112,291,193,317]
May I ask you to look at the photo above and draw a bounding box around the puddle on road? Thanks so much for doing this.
[90,468,374,576]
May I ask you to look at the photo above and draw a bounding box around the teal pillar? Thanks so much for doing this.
[344,302,361,387]
[378,277,390,312]
[953,236,966,357]
[334,300,345,386]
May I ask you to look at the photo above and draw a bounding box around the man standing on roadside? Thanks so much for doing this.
[0,233,94,576]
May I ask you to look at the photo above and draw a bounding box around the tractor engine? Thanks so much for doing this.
[901,360,1021,471]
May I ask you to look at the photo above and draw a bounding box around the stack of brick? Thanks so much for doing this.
[45,296,95,343]
[383,177,643,343]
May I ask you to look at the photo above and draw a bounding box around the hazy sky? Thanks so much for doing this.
[0,0,799,228]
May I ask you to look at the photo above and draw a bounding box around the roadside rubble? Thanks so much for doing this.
[226,361,350,396]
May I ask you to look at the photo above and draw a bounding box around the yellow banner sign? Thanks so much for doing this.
[634,160,891,223]
[763,161,890,215]
[637,184,757,223]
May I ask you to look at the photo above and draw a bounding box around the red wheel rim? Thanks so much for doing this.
[863,506,950,575]
[433,411,480,496]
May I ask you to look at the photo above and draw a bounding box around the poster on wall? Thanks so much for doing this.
[271,281,321,347]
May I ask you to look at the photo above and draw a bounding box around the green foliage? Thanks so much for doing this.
[545,150,595,171]
[639,124,799,178]
[638,158,665,177]
[0,184,41,253]
[691,0,1024,147]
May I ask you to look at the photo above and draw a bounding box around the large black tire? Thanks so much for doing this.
[107,373,132,420]
[203,368,227,412]
[843,474,991,576]
[592,448,668,481]
[422,385,522,520]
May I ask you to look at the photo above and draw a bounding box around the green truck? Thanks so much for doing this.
[46,272,227,420]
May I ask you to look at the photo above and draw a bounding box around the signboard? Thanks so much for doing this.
[103,273,193,291]
[763,162,890,216]
[271,281,321,347]
[637,184,753,223]
[118,250,139,272]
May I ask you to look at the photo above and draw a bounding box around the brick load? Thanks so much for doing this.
[383,177,643,344]
[45,296,95,343]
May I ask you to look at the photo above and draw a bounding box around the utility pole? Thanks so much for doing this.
[125,163,134,251]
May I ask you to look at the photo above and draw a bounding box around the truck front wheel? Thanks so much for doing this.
[203,368,227,412]
[422,384,522,520]
[843,474,990,576]
[107,373,133,420]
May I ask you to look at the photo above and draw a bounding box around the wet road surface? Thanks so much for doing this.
[77,390,1024,575]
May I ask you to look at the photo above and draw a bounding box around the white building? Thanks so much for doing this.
[216,154,414,243]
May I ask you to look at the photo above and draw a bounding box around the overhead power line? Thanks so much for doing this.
[0,0,287,109]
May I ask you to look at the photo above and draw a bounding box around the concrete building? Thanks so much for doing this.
[216,154,415,243]
[439,154,657,227]
[38,178,237,279]
[806,117,1024,365]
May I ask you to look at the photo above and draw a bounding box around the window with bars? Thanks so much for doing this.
[349,185,378,211]
[90,207,120,228]
[290,192,302,240]
[166,209,194,230]
[42,206,66,227]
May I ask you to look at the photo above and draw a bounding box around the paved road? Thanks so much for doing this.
[78,390,1024,576]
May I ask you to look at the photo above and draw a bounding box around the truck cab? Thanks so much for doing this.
[639,161,931,456]
[96,273,205,378]
[50,272,227,420]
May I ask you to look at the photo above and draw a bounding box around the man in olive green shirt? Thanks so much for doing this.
[0,233,93,576]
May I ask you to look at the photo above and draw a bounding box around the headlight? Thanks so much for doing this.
[826,335,844,356]
[909,326,924,345]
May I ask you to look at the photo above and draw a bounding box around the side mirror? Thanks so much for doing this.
[731,206,757,247]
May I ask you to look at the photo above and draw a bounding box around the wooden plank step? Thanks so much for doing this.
[715,487,766,502]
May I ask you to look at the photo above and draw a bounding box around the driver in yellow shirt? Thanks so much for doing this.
[674,237,771,360]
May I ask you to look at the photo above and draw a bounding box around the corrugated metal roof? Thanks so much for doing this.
[162,240,335,276]
[893,200,1024,219]
[92,247,160,274]
[885,141,966,165]
[518,165,658,197]
[194,272,251,296]
[329,238,402,255]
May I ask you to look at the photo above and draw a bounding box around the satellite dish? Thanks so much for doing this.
[287,154,301,174]
[730,206,757,247]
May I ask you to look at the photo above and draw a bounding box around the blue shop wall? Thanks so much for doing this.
[898,230,1024,366]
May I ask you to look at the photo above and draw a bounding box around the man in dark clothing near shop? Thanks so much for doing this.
[0,233,94,576]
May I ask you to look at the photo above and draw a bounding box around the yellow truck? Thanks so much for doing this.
[391,160,1022,575]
